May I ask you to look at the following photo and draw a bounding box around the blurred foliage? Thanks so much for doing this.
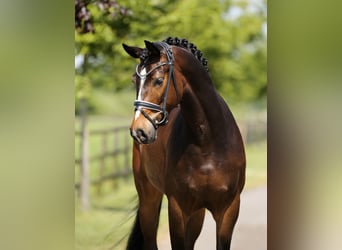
[75,0,267,113]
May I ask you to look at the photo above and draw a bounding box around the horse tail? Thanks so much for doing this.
[126,210,144,250]
[126,200,163,250]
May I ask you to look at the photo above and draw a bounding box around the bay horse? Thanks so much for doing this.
[122,37,245,250]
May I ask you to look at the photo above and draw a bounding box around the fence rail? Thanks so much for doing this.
[75,125,132,198]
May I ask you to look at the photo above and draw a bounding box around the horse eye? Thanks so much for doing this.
[154,78,164,86]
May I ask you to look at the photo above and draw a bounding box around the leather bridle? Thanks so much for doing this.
[133,42,178,129]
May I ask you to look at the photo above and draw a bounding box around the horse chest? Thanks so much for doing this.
[141,150,166,192]
[176,147,232,194]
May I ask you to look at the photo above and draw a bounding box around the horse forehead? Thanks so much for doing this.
[138,64,153,78]
[137,66,152,84]
[136,67,146,100]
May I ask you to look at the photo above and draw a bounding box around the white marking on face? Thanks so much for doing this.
[134,68,146,121]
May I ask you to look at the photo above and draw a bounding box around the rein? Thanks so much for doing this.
[133,42,178,129]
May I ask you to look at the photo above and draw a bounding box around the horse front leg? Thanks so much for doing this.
[168,199,205,250]
[185,208,205,250]
[127,178,163,250]
[127,143,163,250]
[213,194,240,250]
[168,196,186,250]
[139,184,163,250]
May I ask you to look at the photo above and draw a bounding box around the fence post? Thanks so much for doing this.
[79,97,90,211]
[98,132,107,196]
[112,129,118,189]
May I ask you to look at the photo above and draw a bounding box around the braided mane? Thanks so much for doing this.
[162,37,209,72]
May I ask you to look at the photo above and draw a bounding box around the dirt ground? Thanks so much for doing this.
[158,186,267,250]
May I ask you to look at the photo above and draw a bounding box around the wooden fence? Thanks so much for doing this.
[75,126,132,201]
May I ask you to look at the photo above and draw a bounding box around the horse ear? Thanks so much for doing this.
[144,40,160,58]
[122,44,143,59]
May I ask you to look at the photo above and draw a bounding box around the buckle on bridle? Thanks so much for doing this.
[155,111,168,126]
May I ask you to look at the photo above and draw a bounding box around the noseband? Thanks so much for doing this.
[133,42,178,129]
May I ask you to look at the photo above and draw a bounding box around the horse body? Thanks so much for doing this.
[123,38,245,250]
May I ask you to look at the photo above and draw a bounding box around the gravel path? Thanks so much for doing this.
[158,186,267,250]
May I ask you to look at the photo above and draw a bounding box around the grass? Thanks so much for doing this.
[75,178,137,250]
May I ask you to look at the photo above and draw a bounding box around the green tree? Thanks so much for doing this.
[75,0,266,113]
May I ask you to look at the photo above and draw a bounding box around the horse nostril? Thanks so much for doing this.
[136,128,147,143]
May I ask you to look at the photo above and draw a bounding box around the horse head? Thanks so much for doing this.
[123,40,182,144]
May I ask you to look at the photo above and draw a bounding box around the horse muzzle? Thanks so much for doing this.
[130,126,157,144]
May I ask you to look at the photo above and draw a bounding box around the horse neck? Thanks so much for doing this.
[174,49,234,148]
